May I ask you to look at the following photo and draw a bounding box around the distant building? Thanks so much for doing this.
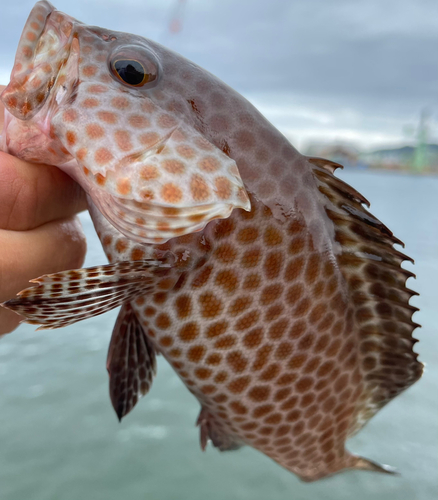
[304,142,367,169]
[304,142,438,174]
[361,144,438,173]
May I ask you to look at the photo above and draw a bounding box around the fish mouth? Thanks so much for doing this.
[1,1,79,122]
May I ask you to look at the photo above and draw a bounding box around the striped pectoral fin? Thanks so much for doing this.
[107,302,156,421]
[2,260,172,330]
[197,408,243,452]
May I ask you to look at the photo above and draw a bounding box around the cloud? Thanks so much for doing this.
[0,0,436,148]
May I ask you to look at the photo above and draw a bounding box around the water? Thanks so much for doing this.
[0,170,437,500]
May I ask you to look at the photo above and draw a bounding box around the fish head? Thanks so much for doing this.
[1,0,250,243]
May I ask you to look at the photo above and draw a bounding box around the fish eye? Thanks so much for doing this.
[110,49,159,88]
[112,59,150,86]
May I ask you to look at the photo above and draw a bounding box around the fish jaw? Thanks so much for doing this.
[1,1,77,121]
[0,1,80,164]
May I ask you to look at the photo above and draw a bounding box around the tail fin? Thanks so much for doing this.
[351,455,399,476]
[296,453,398,482]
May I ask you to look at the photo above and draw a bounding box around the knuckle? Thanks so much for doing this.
[57,215,87,270]
[0,308,21,335]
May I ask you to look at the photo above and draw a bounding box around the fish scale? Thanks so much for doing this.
[92,191,367,480]
[1,0,422,482]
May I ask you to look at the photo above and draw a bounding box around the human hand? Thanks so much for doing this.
[0,84,88,335]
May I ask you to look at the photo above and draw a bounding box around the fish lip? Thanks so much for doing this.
[1,3,78,121]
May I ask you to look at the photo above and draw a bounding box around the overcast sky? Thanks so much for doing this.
[0,0,437,150]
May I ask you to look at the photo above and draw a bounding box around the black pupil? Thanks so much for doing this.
[114,59,145,85]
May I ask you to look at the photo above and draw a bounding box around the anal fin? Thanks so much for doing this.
[197,408,242,452]
[107,302,156,421]
[2,260,172,329]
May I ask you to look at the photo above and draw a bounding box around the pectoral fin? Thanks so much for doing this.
[2,260,172,329]
[107,302,156,421]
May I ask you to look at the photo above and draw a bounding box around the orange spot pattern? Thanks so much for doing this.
[21,28,396,480]
[86,123,105,139]
[125,191,364,481]
[95,148,113,165]
[161,183,183,204]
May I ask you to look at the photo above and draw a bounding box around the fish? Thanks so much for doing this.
[0,0,422,482]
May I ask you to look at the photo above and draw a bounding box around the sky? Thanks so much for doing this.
[0,0,437,151]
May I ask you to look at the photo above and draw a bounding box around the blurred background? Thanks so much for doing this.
[0,1,437,500]
[1,0,437,172]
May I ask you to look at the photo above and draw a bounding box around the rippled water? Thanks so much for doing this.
[0,170,437,500]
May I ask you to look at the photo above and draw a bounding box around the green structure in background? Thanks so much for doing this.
[304,110,438,173]
[412,110,430,172]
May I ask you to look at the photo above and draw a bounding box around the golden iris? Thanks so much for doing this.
[112,59,155,87]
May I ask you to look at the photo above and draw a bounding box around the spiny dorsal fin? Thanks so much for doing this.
[307,156,344,175]
[309,158,423,435]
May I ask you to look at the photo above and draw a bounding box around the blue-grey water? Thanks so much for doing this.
[0,170,437,500]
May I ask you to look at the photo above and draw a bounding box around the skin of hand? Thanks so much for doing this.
[0,85,88,335]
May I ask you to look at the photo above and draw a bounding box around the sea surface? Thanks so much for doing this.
[0,170,437,500]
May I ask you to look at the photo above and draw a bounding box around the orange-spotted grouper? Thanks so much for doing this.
[0,0,422,481]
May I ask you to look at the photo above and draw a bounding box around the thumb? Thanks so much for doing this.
[0,215,87,335]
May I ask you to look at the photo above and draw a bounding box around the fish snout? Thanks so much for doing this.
[1,1,78,121]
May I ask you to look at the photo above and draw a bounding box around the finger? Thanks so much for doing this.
[0,214,87,303]
[0,307,22,336]
[0,152,87,230]
[0,84,5,133]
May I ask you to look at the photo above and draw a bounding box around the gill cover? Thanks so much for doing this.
[83,125,251,244]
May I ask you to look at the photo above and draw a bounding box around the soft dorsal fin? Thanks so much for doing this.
[308,156,423,433]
